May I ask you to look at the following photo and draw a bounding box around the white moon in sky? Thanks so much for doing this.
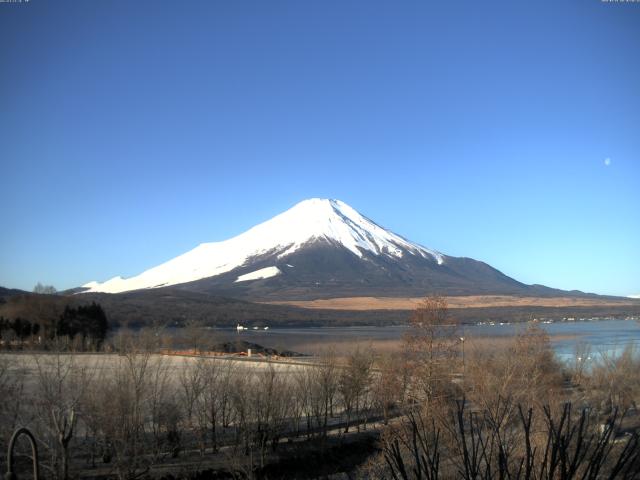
[604,158,611,166]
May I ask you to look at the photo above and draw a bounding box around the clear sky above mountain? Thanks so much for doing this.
[1,0,638,296]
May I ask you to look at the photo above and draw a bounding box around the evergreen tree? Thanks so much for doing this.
[57,302,109,347]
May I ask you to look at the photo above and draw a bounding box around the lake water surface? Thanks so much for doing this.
[217,318,640,360]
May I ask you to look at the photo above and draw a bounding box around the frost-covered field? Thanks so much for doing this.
[1,351,307,370]
[0,352,309,395]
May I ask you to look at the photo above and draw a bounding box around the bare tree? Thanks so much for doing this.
[0,356,26,469]
[251,364,292,468]
[339,347,373,433]
[194,358,220,454]
[586,344,640,415]
[405,295,459,402]
[308,350,339,439]
[33,282,57,295]
[465,325,563,414]
[182,319,204,354]
[570,341,592,390]
[219,360,237,431]
[99,349,154,480]
[33,353,93,480]
[229,367,252,456]
[179,358,204,449]
[293,364,314,437]
[373,352,409,424]
[383,398,640,480]
[146,355,177,459]
[81,364,108,469]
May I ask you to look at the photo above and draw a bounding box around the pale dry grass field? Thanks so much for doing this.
[264,295,639,310]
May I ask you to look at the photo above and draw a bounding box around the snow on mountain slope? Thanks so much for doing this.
[235,266,281,283]
[82,198,444,294]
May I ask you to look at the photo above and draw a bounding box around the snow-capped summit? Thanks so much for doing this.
[242,198,444,262]
[82,198,444,294]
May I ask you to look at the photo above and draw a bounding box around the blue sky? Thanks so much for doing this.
[1,0,638,296]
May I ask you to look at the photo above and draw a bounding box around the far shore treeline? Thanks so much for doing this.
[2,285,640,339]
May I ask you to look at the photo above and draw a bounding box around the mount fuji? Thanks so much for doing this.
[80,198,567,300]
